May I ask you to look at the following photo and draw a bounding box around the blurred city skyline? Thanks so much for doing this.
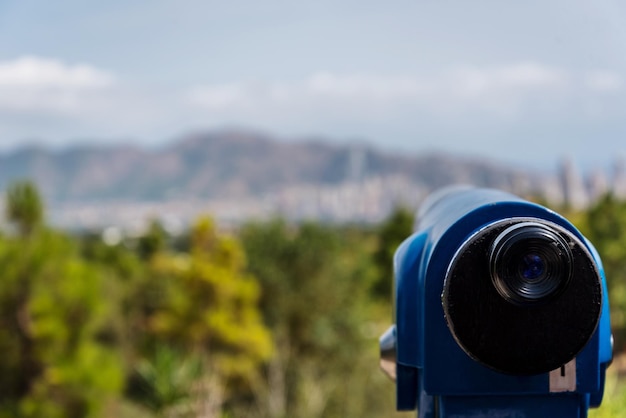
[1,1,626,169]
[0,129,622,231]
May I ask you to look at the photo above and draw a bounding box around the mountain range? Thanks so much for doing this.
[0,129,565,229]
[0,129,543,205]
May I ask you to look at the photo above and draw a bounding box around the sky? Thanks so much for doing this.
[1,0,626,169]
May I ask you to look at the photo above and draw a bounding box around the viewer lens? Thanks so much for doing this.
[519,253,545,280]
[490,222,573,305]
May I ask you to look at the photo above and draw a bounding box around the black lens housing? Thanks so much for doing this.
[442,218,603,375]
[490,223,573,306]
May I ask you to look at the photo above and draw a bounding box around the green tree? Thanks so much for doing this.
[126,346,203,417]
[0,181,124,417]
[127,217,272,416]
[17,235,125,418]
[137,220,168,260]
[372,206,415,300]
[581,194,626,352]
[239,219,395,418]
[5,180,44,237]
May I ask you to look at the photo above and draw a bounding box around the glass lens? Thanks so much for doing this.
[490,222,573,305]
[519,253,545,281]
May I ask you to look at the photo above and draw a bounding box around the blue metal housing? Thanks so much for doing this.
[391,187,612,418]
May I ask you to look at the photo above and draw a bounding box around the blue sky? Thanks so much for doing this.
[1,0,626,169]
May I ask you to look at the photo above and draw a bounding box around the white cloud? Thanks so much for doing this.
[1,58,624,163]
[0,56,116,114]
[585,71,624,92]
[186,62,577,123]
[187,73,429,112]
[448,62,567,96]
[183,63,626,144]
[0,56,176,148]
[188,82,260,110]
[180,63,626,163]
[491,62,566,87]
[305,73,426,101]
[0,56,114,88]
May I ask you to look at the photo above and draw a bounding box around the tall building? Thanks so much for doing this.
[612,157,626,199]
[560,157,589,209]
[588,168,610,202]
[346,145,368,183]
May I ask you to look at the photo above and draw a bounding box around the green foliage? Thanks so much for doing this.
[126,346,203,417]
[3,179,626,418]
[239,219,397,418]
[580,194,626,351]
[137,220,168,260]
[589,371,626,418]
[0,228,124,417]
[123,217,272,416]
[147,218,272,375]
[372,206,415,300]
[5,180,44,236]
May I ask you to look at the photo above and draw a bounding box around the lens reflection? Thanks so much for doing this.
[490,222,573,305]
[519,253,545,281]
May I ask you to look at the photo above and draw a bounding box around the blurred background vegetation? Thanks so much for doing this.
[1,180,625,417]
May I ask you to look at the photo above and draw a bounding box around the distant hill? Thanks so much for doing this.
[0,129,543,204]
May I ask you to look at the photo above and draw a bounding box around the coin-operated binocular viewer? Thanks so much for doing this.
[380,187,612,418]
